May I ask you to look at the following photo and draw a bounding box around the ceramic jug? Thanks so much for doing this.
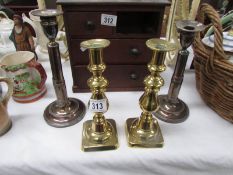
[23,10,49,53]
[0,83,2,97]
[0,51,47,103]
[0,11,14,48]
[0,77,13,136]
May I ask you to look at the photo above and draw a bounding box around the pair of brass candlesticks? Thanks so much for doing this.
[33,9,204,151]
[80,38,176,150]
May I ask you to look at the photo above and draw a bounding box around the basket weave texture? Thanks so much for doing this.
[193,3,233,123]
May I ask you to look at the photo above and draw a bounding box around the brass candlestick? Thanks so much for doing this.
[126,39,176,147]
[154,20,204,123]
[81,39,118,152]
[32,9,86,127]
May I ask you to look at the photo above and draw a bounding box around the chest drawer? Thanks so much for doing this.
[72,64,148,92]
[58,0,170,92]
[70,39,152,65]
[65,12,113,37]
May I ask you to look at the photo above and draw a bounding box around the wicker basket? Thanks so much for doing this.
[193,3,233,123]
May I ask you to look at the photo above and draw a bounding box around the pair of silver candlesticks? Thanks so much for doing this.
[32,9,204,151]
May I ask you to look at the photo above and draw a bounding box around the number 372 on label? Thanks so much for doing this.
[89,99,108,113]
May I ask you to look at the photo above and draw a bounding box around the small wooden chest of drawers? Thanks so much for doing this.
[57,0,170,92]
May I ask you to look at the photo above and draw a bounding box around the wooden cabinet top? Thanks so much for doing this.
[57,0,170,5]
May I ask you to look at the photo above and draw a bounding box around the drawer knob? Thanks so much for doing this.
[130,48,141,56]
[86,21,96,31]
[130,72,138,80]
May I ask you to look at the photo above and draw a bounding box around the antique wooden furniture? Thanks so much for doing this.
[2,0,37,16]
[57,0,170,92]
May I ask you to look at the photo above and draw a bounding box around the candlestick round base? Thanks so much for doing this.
[44,98,86,128]
[0,120,12,136]
[153,95,189,123]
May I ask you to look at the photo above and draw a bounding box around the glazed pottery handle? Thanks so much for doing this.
[0,11,9,19]
[34,62,47,89]
[0,77,13,106]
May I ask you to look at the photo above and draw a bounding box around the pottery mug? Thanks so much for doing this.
[0,51,47,103]
[0,77,13,136]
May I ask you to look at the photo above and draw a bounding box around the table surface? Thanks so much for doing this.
[0,46,233,175]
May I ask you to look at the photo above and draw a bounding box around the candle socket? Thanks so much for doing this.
[32,9,86,127]
[81,39,118,151]
[154,20,204,123]
[126,39,176,147]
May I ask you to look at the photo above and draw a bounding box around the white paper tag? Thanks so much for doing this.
[89,99,107,113]
[80,47,87,52]
[101,14,117,27]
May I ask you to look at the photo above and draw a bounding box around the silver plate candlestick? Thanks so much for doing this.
[154,20,204,123]
[32,9,86,127]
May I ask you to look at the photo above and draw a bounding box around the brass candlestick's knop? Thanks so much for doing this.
[126,39,176,147]
[81,39,118,152]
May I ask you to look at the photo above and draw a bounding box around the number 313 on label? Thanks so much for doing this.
[89,99,108,113]
[101,14,117,27]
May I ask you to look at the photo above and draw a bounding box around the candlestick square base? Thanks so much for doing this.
[126,118,164,148]
[82,119,118,152]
